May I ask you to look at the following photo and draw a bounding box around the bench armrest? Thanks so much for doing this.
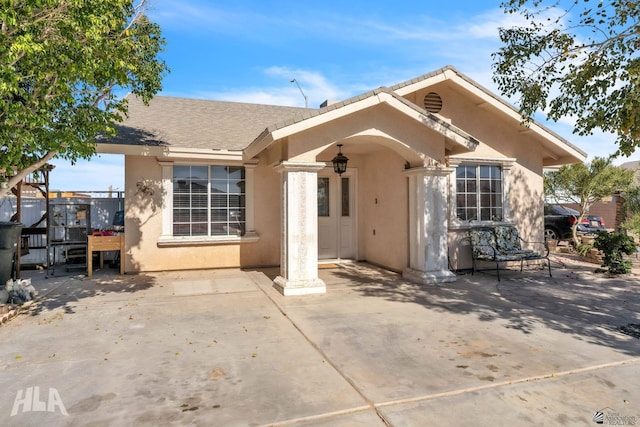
[520,238,549,257]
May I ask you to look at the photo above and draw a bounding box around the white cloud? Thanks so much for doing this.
[179,66,350,108]
[264,67,347,106]
[148,2,253,32]
[465,7,560,39]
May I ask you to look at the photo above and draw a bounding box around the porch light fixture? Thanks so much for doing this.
[332,144,349,175]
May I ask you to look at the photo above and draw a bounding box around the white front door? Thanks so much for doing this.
[317,169,356,260]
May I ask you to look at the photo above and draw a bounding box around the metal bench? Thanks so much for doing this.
[468,225,551,281]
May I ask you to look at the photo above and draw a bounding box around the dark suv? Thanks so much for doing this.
[544,204,606,241]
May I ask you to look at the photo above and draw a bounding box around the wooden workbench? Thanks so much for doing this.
[87,234,124,277]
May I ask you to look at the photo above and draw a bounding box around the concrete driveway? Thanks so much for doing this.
[0,258,639,426]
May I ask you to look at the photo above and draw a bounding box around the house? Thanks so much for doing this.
[98,66,586,295]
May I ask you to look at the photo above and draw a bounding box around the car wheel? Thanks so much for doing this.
[544,227,559,241]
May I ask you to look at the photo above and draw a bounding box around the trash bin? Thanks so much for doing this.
[0,222,23,284]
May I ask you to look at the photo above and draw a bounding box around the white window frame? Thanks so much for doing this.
[448,156,515,229]
[157,161,258,245]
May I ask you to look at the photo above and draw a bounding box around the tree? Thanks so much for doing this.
[493,0,640,157]
[625,184,640,214]
[623,211,640,241]
[544,157,634,245]
[1,0,168,196]
[622,184,640,239]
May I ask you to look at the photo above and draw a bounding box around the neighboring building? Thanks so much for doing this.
[98,66,586,295]
[621,160,640,186]
[559,194,624,232]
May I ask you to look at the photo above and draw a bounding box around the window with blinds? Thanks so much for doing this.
[173,165,245,237]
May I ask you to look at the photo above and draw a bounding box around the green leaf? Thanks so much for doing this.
[1,0,169,191]
[493,0,640,157]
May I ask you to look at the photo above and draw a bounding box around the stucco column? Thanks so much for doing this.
[403,165,457,284]
[273,161,327,296]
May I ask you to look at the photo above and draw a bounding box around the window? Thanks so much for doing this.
[173,165,245,237]
[317,177,330,217]
[456,164,502,221]
[341,177,350,217]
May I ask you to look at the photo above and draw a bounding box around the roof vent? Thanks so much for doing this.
[320,99,338,108]
[423,92,442,113]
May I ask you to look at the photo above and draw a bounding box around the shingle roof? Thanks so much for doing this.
[107,95,312,151]
[103,66,579,163]
[107,87,478,153]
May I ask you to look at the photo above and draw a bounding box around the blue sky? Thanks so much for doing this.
[49,0,640,191]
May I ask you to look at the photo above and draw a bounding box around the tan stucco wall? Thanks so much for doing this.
[287,105,446,166]
[316,145,410,272]
[245,158,281,267]
[447,160,544,270]
[423,84,546,270]
[123,155,281,273]
[357,149,409,272]
[124,156,162,272]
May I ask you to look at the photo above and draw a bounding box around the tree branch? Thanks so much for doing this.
[1,151,57,198]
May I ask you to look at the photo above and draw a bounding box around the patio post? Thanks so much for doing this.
[273,161,327,295]
[403,164,457,284]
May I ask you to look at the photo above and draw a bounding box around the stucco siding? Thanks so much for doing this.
[124,156,164,272]
[432,84,547,270]
[358,148,409,272]
[123,155,282,273]
[245,158,281,267]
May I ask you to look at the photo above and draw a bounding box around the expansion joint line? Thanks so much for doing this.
[373,357,640,410]
[255,281,392,426]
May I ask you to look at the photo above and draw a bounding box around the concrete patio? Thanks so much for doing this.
[0,256,639,426]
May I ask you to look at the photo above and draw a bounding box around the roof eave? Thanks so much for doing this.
[392,66,587,164]
[244,87,478,159]
[98,142,244,162]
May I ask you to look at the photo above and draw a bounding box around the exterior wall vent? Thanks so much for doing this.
[423,92,443,113]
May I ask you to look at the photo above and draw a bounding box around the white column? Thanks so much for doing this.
[273,161,327,296]
[403,165,457,284]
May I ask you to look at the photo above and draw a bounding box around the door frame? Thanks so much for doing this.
[317,166,358,261]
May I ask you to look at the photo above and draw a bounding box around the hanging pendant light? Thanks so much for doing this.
[332,144,348,175]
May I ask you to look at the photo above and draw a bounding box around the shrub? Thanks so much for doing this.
[593,231,637,275]
[576,243,593,257]
[622,213,640,243]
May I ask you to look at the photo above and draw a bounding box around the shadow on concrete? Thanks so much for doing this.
[19,268,156,317]
[323,260,640,356]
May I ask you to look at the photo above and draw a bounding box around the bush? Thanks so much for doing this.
[593,231,637,275]
[576,243,593,257]
[622,213,640,242]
